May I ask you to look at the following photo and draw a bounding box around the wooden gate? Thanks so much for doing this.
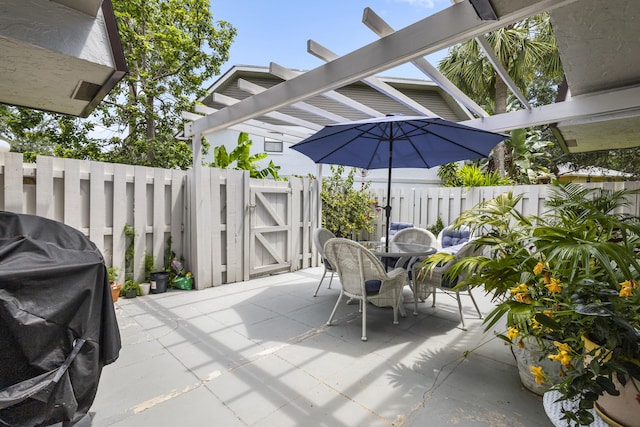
[248,183,292,276]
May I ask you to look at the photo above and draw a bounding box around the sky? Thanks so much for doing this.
[210,0,453,81]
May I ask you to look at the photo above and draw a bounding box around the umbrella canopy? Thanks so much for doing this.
[290,115,509,245]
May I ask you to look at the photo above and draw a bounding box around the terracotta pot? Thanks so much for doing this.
[110,283,122,302]
[583,337,640,427]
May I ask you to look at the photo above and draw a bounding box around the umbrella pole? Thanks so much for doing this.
[385,126,393,252]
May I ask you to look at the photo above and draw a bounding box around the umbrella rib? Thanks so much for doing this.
[394,123,433,168]
[414,121,499,158]
[295,124,383,166]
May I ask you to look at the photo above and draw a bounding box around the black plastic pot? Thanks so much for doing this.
[150,272,169,294]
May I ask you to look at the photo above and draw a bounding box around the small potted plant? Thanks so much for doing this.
[108,266,122,302]
[429,183,640,426]
[121,280,141,299]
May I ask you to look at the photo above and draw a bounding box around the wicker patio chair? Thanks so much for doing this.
[436,224,471,250]
[324,238,406,341]
[313,228,336,297]
[389,227,437,268]
[409,241,483,329]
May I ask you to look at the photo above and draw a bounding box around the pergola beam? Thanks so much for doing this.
[236,78,349,123]
[269,62,383,118]
[361,7,487,119]
[461,84,640,132]
[186,0,578,137]
[475,35,532,109]
[195,104,312,140]
[307,40,439,117]
[212,93,322,131]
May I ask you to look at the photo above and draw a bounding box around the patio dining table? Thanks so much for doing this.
[358,240,437,317]
[359,240,437,269]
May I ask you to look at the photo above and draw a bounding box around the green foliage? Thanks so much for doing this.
[436,162,461,187]
[107,266,119,283]
[506,128,555,184]
[426,216,445,237]
[441,184,640,425]
[94,0,236,169]
[144,253,155,282]
[439,13,563,176]
[209,132,281,179]
[0,0,235,169]
[121,279,141,297]
[439,163,511,187]
[164,235,173,271]
[457,164,512,187]
[0,105,101,163]
[321,166,377,238]
[124,224,137,282]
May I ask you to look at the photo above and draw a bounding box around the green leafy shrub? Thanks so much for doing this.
[321,165,377,238]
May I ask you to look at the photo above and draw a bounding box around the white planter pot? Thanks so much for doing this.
[511,336,563,395]
[139,282,151,296]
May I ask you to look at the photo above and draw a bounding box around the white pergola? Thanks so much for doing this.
[184,0,640,157]
[182,0,640,263]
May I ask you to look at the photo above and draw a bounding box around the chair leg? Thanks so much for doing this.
[468,289,483,319]
[397,293,406,318]
[455,291,466,330]
[327,289,344,326]
[314,267,328,297]
[361,297,367,341]
[412,281,419,316]
[392,293,399,325]
[327,271,334,289]
[431,289,437,307]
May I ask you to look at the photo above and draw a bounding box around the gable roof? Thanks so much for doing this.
[185,0,640,155]
[197,65,472,143]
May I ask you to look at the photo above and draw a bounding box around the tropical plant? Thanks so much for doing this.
[437,162,462,187]
[321,165,377,238]
[439,13,563,176]
[427,184,640,425]
[209,132,281,179]
[506,128,555,184]
[438,163,511,187]
[456,164,512,187]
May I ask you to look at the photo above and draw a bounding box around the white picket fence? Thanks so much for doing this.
[0,153,319,289]
[364,181,640,241]
[3,152,640,289]
[369,181,640,237]
[0,153,189,286]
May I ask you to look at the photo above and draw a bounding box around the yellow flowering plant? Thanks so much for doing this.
[444,183,640,426]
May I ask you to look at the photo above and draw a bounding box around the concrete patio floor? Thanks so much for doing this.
[90,267,554,426]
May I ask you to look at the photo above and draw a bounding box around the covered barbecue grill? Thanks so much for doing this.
[0,212,121,426]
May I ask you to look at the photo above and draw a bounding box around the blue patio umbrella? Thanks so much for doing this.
[290,115,509,247]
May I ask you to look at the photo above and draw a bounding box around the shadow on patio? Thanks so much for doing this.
[91,267,553,427]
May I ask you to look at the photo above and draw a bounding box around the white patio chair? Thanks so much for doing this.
[436,224,471,250]
[324,238,406,341]
[390,227,437,268]
[410,241,483,329]
[313,228,336,297]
